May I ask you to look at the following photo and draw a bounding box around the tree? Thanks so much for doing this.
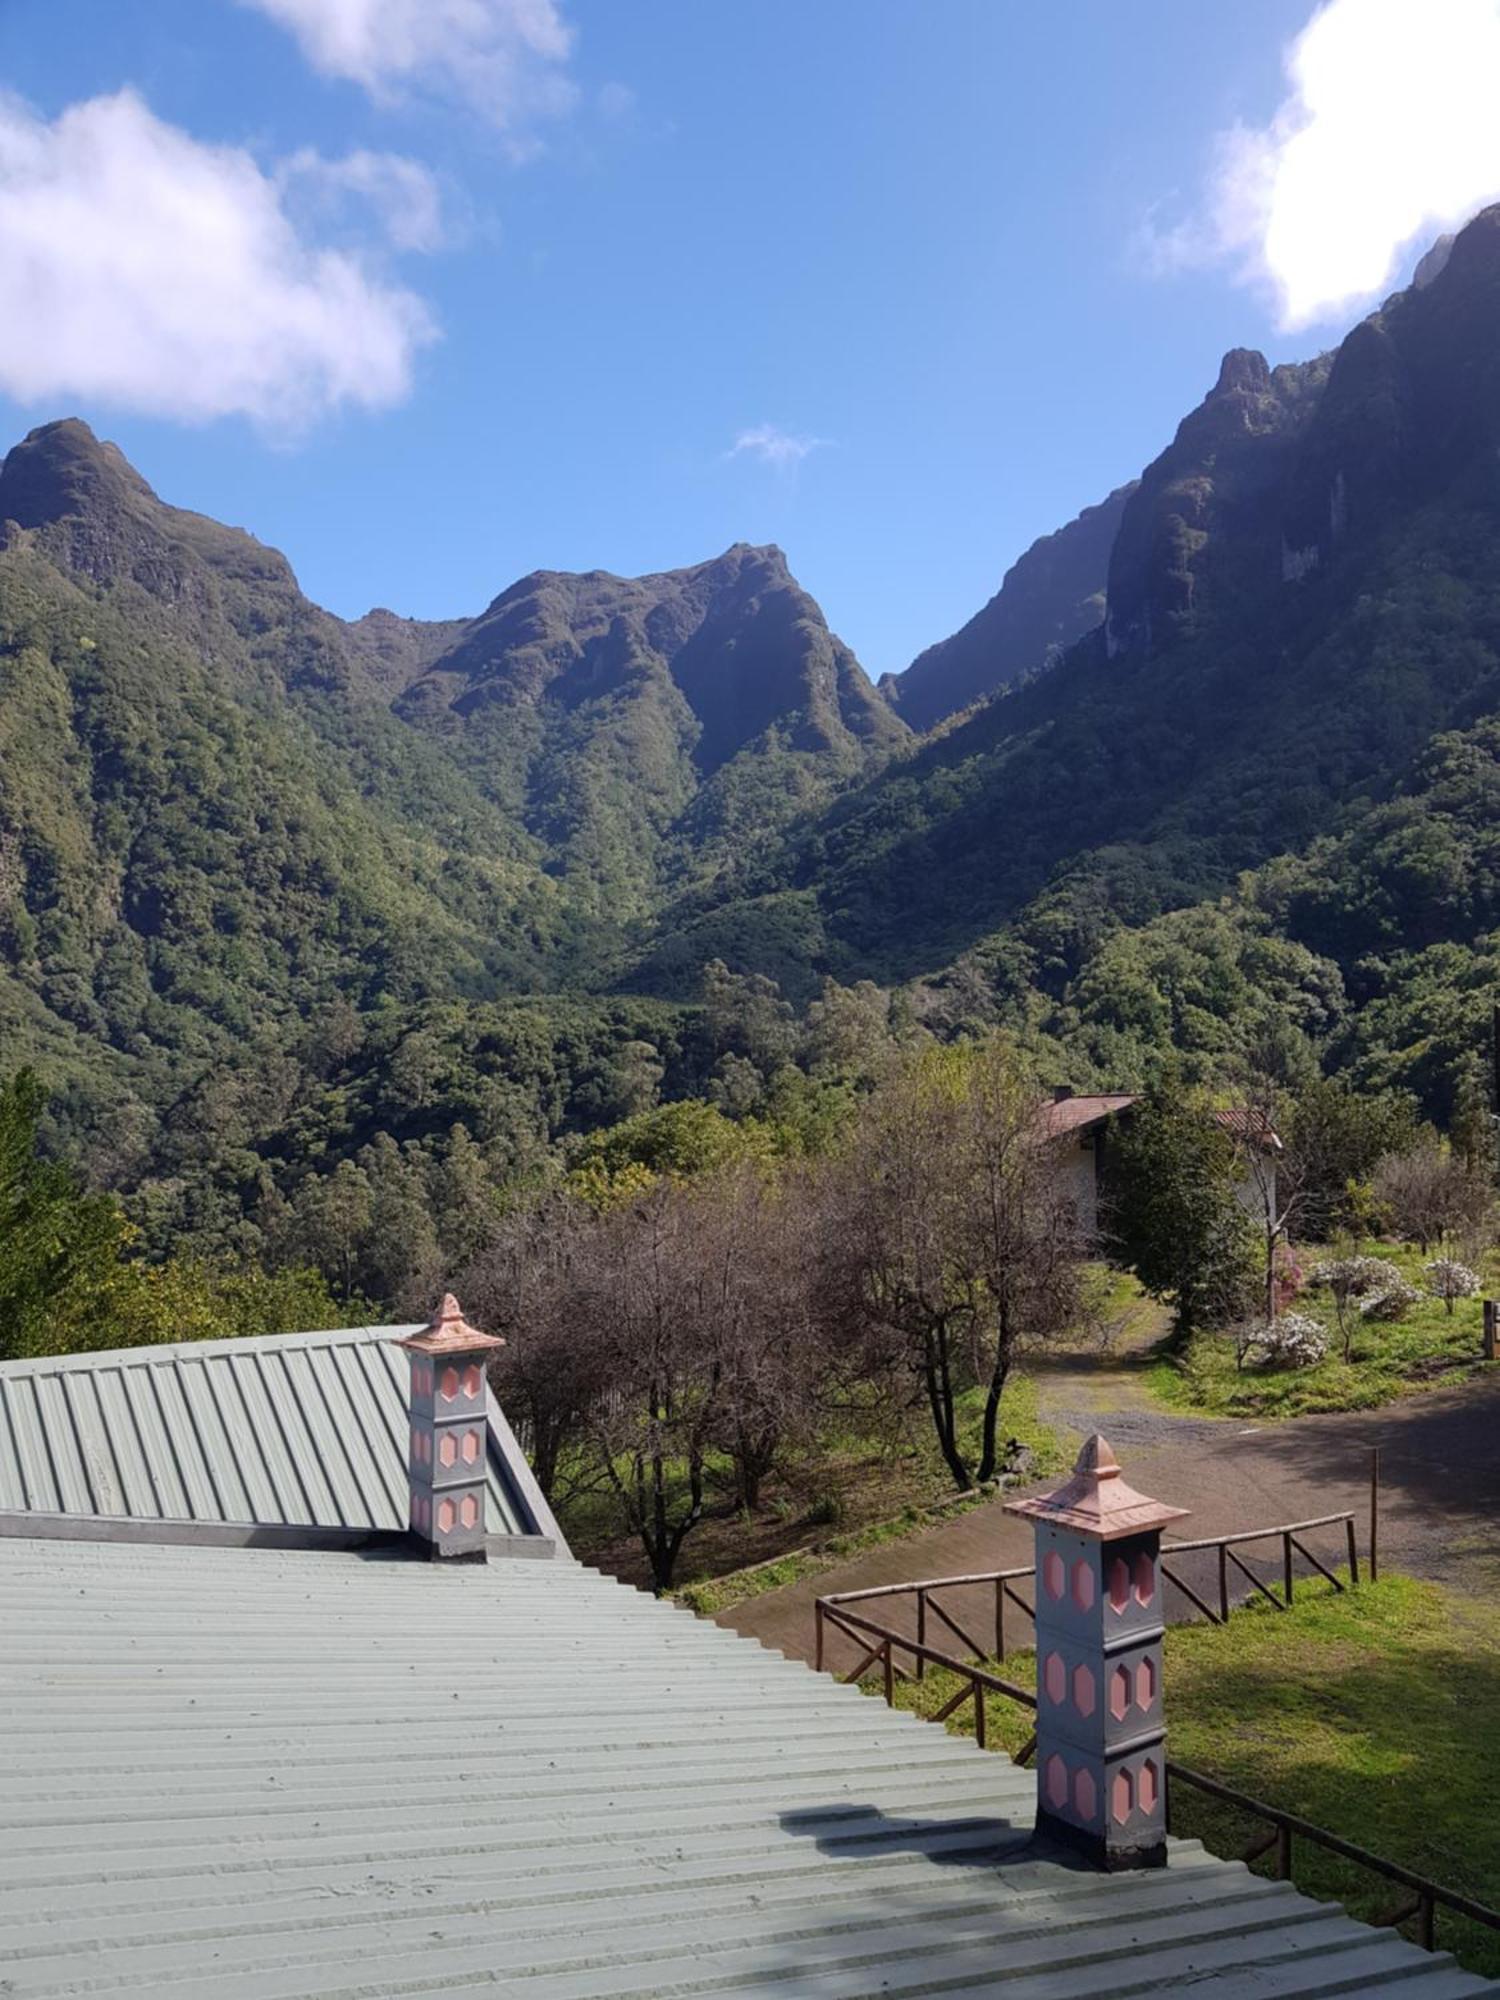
[1286,1078,1419,1241]
[1373,1138,1493,1252]
[1106,1096,1258,1340]
[699,1161,829,1511]
[1449,1053,1495,1177]
[699,960,797,1079]
[457,1195,603,1502]
[832,1044,1082,1491]
[1424,1257,1482,1316]
[1223,1075,1301,1323]
[571,1182,728,1592]
[0,1071,128,1361]
[279,1161,374,1299]
[800,977,902,1087]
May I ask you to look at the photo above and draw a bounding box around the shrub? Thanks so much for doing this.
[1424,1259,1482,1316]
[1309,1254,1403,1298]
[1310,1253,1409,1356]
[1235,1312,1328,1370]
[1360,1275,1423,1322]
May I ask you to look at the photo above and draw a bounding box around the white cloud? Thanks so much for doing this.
[280,146,447,252]
[1155,0,1500,329]
[0,90,437,430]
[728,424,825,470]
[239,0,576,137]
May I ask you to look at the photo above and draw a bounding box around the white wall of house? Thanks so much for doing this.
[1059,1136,1100,1237]
[1231,1161,1276,1226]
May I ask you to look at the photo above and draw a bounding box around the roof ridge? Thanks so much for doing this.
[0,1323,423,1377]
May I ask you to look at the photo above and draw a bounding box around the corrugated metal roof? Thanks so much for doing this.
[0,1324,551,1542]
[0,1534,1490,1998]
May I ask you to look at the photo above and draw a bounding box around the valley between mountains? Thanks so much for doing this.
[7,208,1500,1277]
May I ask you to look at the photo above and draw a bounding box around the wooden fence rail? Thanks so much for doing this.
[816,1508,1365,1673]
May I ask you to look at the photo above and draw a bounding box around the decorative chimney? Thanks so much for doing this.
[395,1296,505,1563]
[1005,1434,1188,1869]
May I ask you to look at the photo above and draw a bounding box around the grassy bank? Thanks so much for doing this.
[870,1574,1500,1978]
[1149,1242,1498,1418]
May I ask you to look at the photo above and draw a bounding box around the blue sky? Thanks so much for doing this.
[0,0,1491,677]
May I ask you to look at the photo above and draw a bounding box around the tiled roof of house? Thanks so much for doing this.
[1037,1095,1283,1152]
[0,1324,559,1549]
[1037,1092,1138,1140]
[0,1532,1491,1997]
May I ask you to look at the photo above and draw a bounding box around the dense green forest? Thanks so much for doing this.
[7,207,1500,1323]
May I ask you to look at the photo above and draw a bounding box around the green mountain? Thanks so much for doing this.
[385,542,906,916]
[681,206,1500,994]
[885,481,1135,731]
[0,419,902,1159]
[12,206,1500,1259]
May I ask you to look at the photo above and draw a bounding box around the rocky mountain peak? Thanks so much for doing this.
[0,415,296,608]
[1212,348,1272,397]
[0,418,154,538]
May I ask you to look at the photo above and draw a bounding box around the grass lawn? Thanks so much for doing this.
[1149,1241,1499,1418]
[867,1573,1500,1978]
[560,1371,1071,1599]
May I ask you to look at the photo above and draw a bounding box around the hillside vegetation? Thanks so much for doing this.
[7,211,1500,1293]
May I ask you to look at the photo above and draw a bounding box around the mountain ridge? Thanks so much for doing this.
[886,481,1136,730]
[10,207,1500,1218]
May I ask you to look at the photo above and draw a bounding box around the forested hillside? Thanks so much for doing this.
[9,208,1500,1302]
[668,208,1500,1012]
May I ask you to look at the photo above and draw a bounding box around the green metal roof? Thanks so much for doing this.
[0,1533,1491,1997]
[0,1324,558,1546]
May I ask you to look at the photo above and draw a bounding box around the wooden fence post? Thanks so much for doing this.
[1484,1299,1497,1363]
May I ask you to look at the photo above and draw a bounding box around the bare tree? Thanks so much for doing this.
[704,1161,832,1511]
[831,1044,1083,1491]
[1374,1139,1493,1253]
[571,1182,728,1593]
[964,1052,1085,1482]
[454,1194,601,1503]
[1224,1076,1303,1323]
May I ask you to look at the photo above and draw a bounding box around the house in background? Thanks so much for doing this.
[1039,1087,1282,1240]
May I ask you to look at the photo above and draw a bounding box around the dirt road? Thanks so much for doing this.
[717,1357,1500,1666]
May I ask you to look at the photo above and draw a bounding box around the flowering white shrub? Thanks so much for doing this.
[1310,1256,1403,1299]
[1359,1275,1422,1321]
[1424,1259,1482,1315]
[1237,1312,1328,1369]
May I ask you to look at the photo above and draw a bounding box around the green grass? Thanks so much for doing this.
[864,1574,1500,1978]
[673,1486,994,1617]
[1149,1241,1498,1418]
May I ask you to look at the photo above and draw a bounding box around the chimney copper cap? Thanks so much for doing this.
[1004,1432,1188,1540]
[395,1293,506,1357]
